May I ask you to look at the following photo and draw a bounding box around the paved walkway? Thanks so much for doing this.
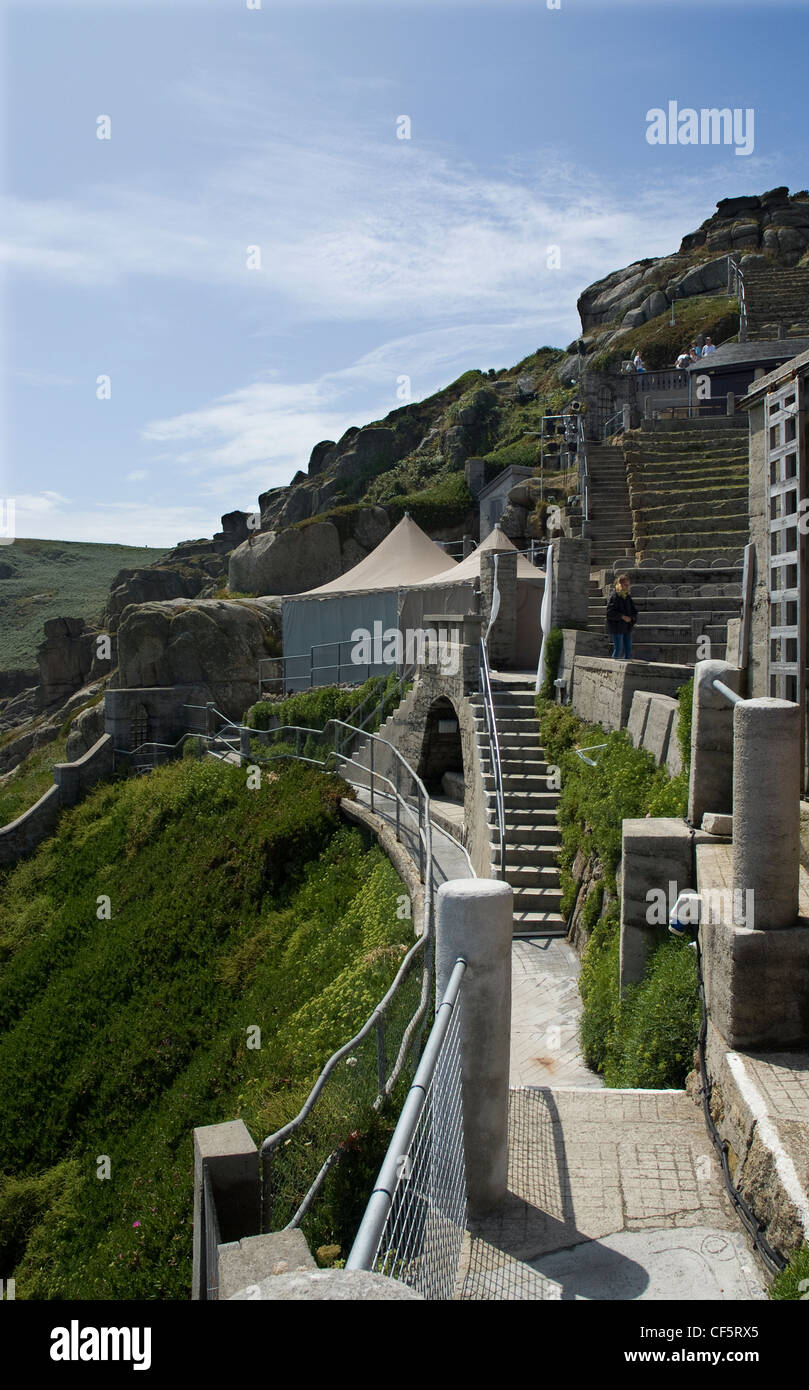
[458,1088,767,1300]
[256,739,772,1298]
[511,938,602,1089]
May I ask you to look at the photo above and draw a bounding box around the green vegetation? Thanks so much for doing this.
[677,676,694,773]
[245,672,406,734]
[0,538,170,669]
[591,295,740,373]
[388,473,474,531]
[536,698,688,902]
[536,694,697,1087]
[0,758,415,1297]
[538,628,564,699]
[579,906,700,1087]
[769,1245,809,1300]
[0,733,68,826]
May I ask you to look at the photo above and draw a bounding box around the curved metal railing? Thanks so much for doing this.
[478,639,505,879]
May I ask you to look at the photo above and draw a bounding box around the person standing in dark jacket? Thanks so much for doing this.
[606,574,637,659]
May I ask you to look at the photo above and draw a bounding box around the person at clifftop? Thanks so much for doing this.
[675,348,691,369]
[633,350,646,372]
[606,574,638,660]
[702,336,716,355]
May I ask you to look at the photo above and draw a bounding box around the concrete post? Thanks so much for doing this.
[732,698,800,929]
[550,537,591,630]
[687,660,743,827]
[480,550,517,670]
[436,880,512,1218]
[727,391,736,417]
[192,1120,259,1300]
[622,404,632,431]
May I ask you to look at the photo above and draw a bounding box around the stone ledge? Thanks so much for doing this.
[228,1269,423,1300]
[698,1023,809,1257]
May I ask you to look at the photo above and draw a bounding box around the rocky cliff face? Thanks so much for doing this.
[115,597,282,722]
[576,187,809,341]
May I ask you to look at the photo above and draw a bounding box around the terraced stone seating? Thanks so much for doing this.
[588,564,743,665]
[744,267,809,341]
[623,424,749,568]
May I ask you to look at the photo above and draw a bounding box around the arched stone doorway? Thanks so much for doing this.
[417,696,464,799]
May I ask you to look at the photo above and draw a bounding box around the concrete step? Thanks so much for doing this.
[501,822,561,842]
[505,864,561,888]
[506,844,561,866]
[511,884,564,911]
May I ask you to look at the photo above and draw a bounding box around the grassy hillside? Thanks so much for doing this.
[0,538,170,670]
[0,757,414,1298]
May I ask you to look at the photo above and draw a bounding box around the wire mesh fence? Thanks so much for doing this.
[348,959,468,1300]
[372,988,466,1298]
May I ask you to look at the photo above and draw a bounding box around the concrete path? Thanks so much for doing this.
[511,938,602,1089]
[458,1088,767,1300]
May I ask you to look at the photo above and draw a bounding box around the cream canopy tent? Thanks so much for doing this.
[398,526,546,667]
[281,514,458,688]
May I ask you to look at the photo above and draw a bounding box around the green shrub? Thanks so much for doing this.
[578,908,699,1088]
[604,937,700,1088]
[769,1245,809,1300]
[246,673,403,734]
[539,628,564,699]
[677,676,694,774]
[387,474,473,531]
[0,760,414,1298]
[579,904,621,1072]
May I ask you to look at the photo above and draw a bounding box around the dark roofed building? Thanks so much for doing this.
[688,338,809,406]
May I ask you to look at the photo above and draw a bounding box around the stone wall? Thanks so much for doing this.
[626,690,683,776]
[350,629,491,877]
[570,656,691,732]
[0,733,114,865]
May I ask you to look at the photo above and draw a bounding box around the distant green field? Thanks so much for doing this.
[0,538,170,670]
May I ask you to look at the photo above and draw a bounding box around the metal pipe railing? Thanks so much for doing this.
[712,679,743,707]
[479,639,506,878]
[346,956,467,1276]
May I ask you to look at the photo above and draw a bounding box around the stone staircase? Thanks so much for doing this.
[583,423,748,663]
[623,422,749,567]
[744,267,809,340]
[471,679,566,937]
[582,443,636,572]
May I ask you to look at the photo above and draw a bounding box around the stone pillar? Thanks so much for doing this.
[192,1120,260,1300]
[436,880,512,1218]
[727,391,736,417]
[732,698,800,929]
[480,550,517,670]
[550,537,591,630]
[687,660,743,827]
[622,404,632,431]
[465,458,486,498]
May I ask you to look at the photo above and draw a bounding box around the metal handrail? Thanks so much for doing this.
[602,409,625,441]
[242,714,441,1231]
[712,679,743,707]
[479,638,505,878]
[346,955,467,1274]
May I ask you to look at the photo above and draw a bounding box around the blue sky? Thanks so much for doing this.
[3,0,808,546]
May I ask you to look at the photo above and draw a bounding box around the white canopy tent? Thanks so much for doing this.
[281,514,458,688]
[398,526,546,668]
